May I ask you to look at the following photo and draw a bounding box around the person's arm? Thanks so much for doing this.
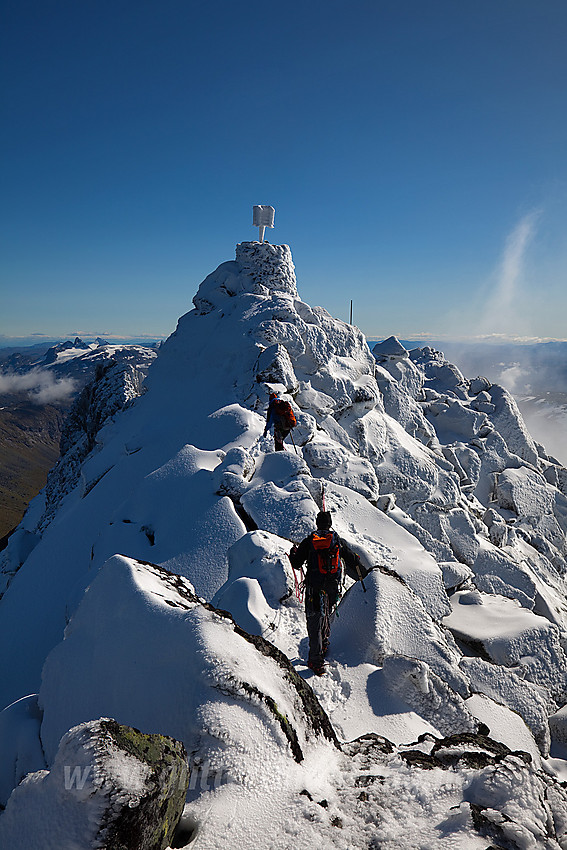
[338,536,369,581]
[289,536,310,570]
[338,537,357,569]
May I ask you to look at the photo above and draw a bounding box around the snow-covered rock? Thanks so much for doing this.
[38,556,338,768]
[0,717,188,850]
[333,569,466,696]
[444,590,567,702]
[372,335,409,359]
[461,656,553,756]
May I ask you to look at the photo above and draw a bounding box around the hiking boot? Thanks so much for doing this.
[308,660,326,676]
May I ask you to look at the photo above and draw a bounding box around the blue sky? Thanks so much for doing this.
[2,0,567,345]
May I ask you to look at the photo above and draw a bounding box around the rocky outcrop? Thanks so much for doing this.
[335,730,567,849]
[0,718,189,850]
[39,360,149,530]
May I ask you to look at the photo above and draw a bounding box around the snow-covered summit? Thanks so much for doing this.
[372,335,409,359]
[3,242,567,847]
[193,241,297,314]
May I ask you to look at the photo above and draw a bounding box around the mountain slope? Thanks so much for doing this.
[2,241,567,847]
[0,400,64,539]
[0,341,158,538]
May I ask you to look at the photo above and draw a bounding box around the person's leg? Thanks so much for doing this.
[305,587,325,671]
[321,598,331,655]
[321,582,337,655]
[273,423,289,451]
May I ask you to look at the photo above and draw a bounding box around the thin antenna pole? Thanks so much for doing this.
[349,300,353,325]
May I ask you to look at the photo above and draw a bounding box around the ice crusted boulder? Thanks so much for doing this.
[372,335,409,359]
[444,590,567,702]
[0,718,188,850]
[461,656,552,756]
[488,384,540,466]
[302,436,379,500]
[214,530,294,611]
[332,569,467,697]
[381,655,478,737]
[236,241,298,296]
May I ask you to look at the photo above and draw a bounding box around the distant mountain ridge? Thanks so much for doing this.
[0,339,158,538]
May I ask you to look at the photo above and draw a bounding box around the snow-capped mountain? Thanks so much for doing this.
[2,242,567,848]
[0,339,159,540]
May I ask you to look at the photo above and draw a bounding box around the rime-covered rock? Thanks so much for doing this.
[0,718,189,850]
[444,590,567,702]
[333,569,466,695]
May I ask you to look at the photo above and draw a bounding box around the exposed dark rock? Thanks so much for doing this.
[431,732,532,769]
[343,732,395,759]
[469,803,517,850]
[354,774,386,787]
[399,750,443,770]
[96,719,189,850]
[0,717,189,850]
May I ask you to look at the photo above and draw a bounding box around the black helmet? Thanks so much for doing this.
[316,511,332,530]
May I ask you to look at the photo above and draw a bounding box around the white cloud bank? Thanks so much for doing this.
[0,370,77,405]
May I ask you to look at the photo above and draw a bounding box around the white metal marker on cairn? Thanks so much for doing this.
[253,205,275,243]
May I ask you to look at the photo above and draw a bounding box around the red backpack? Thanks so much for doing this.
[311,530,340,575]
[273,399,297,428]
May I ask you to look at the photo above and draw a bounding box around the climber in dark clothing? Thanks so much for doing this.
[263,392,296,451]
[289,510,360,675]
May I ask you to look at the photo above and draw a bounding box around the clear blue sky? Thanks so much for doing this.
[2,0,567,345]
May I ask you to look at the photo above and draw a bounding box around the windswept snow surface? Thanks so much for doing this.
[3,242,567,846]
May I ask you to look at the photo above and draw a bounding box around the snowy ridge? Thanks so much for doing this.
[3,242,567,847]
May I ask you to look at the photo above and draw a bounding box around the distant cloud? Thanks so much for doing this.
[369,331,567,345]
[0,334,62,348]
[0,369,77,405]
[497,364,530,394]
[68,332,167,341]
[478,209,541,338]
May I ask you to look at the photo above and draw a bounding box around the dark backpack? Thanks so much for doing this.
[273,399,297,428]
[311,530,340,575]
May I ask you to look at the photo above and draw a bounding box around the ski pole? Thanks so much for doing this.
[354,557,367,593]
[289,430,298,455]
